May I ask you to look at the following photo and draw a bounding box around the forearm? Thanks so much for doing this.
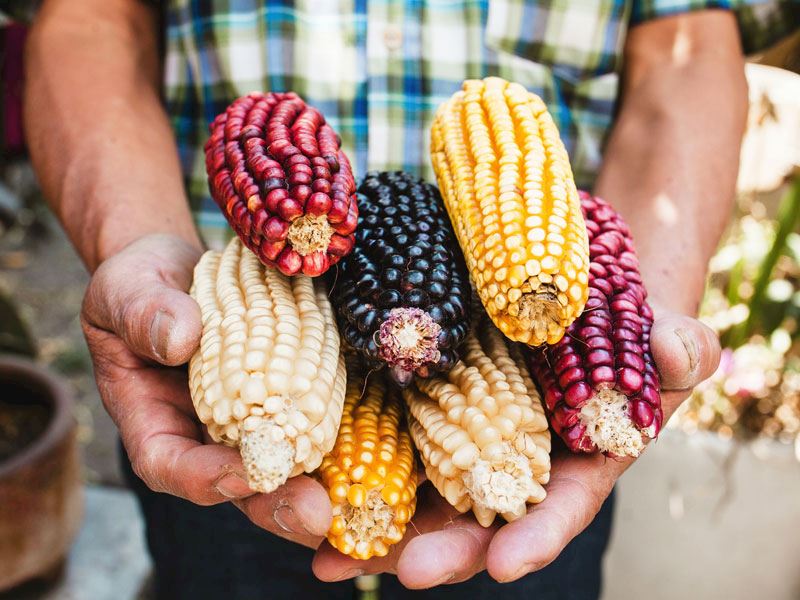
[594,11,748,315]
[24,0,201,272]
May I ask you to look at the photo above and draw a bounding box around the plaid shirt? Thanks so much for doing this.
[162,0,797,247]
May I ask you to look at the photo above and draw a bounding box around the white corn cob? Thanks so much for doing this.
[403,315,550,526]
[189,237,347,493]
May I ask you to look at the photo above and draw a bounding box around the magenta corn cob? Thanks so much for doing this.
[526,191,662,457]
[204,92,358,276]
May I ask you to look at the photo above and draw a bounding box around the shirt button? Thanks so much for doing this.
[383,25,403,51]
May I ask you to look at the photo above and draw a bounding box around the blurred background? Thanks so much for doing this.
[0,10,798,600]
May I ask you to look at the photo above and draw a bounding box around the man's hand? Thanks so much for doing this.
[81,234,332,546]
[311,311,720,586]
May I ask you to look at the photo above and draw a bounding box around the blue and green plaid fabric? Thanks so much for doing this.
[162,0,798,247]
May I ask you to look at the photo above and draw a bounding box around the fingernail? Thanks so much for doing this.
[499,561,544,583]
[332,568,365,582]
[273,502,299,534]
[214,472,252,499]
[674,327,699,378]
[430,572,456,586]
[151,309,175,362]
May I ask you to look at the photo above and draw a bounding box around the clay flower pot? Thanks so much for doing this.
[0,355,83,591]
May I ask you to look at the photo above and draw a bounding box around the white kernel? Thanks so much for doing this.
[264,395,285,414]
[241,376,266,405]
[232,400,248,421]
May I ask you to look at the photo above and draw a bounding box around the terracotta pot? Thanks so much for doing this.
[0,355,83,591]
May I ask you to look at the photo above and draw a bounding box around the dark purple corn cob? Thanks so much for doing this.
[204,92,358,276]
[331,171,471,386]
[526,191,662,457]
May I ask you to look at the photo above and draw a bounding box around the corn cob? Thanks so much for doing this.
[319,356,417,559]
[331,171,471,386]
[205,92,358,277]
[431,77,589,346]
[526,192,662,457]
[188,237,347,493]
[403,314,550,527]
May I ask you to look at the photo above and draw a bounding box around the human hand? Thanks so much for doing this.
[81,234,332,547]
[312,308,720,587]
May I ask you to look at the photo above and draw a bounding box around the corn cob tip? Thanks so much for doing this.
[239,418,297,493]
[377,308,442,386]
[576,389,646,457]
[286,213,335,256]
[461,447,546,526]
[331,489,397,559]
[517,289,563,346]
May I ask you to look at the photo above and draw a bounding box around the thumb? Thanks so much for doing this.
[650,313,720,391]
[82,236,203,366]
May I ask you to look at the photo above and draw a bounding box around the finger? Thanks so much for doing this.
[82,235,202,366]
[651,313,720,390]
[234,475,332,548]
[111,355,255,504]
[395,517,496,588]
[486,453,626,583]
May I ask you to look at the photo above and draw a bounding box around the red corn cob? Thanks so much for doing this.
[204,92,358,276]
[526,191,662,457]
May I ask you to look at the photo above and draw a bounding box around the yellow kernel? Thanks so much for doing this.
[330,515,347,536]
[347,483,367,508]
[329,482,349,503]
[380,484,402,506]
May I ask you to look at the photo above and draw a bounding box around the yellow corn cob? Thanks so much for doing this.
[188,237,347,493]
[431,76,590,345]
[403,314,550,526]
[319,357,417,560]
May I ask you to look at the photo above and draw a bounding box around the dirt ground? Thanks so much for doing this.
[0,164,122,485]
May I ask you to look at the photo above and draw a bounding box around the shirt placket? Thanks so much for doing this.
[366,0,423,173]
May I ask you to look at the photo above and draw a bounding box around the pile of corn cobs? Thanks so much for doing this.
[189,78,662,560]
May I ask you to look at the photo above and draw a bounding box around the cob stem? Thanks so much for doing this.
[239,418,296,493]
[517,287,561,344]
[462,450,541,524]
[578,389,644,458]
[286,214,335,256]
[377,308,442,382]
[336,489,395,549]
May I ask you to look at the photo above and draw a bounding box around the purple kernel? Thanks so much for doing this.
[590,366,615,388]
[616,367,644,395]
[594,278,613,296]
[613,328,639,342]
[553,404,580,428]
[555,353,582,372]
[586,349,613,367]
[558,367,585,389]
[641,385,661,407]
[611,298,638,313]
[583,314,611,329]
[564,381,593,408]
[586,336,614,351]
[545,387,563,411]
[615,340,643,354]
[590,263,608,278]
[579,326,607,339]
[618,351,646,372]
